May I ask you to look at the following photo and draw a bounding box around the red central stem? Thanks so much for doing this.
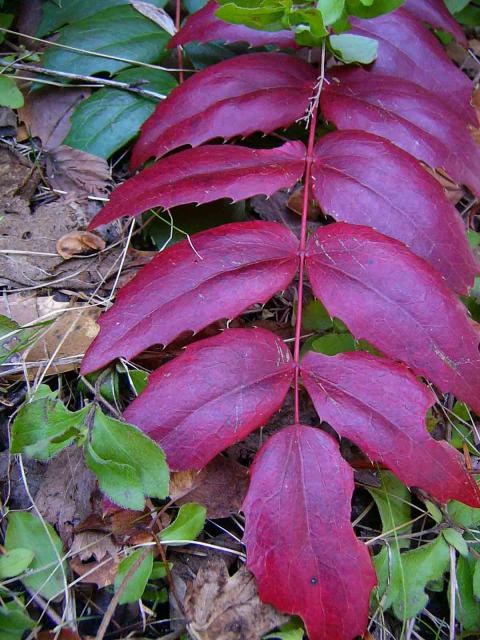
[293,104,318,423]
[175,0,184,84]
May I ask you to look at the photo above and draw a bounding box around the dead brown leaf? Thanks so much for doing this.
[0,293,100,376]
[45,145,111,201]
[18,87,90,150]
[170,457,249,519]
[184,557,287,640]
[35,447,96,547]
[0,145,39,201]
[421,164,465,205]
[251,190,321,238]
[0,108,16,131]
[286,186,322,219]
[70,531,120,588]
[56,230,106,260]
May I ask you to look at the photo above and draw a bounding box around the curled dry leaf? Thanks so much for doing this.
[131,1,176,35]
[56,230,105,260]
[45,145,111,201]
[184,557,288,640]
[70,531,120,588]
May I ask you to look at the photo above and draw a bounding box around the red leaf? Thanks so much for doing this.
[89,142,306,229]
[349,8,474,123]
[312,130,478,294]
[301,351,480,506]
[130,52,316,168]
[124,328,295,470]
[169,1,296,49]
[306,223,480,414]
[81,221,298,373]
[404,0,467,46]
[243,424,376,640]
[321,68,480,197]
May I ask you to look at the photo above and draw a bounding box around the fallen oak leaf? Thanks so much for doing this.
[45,145,111,201]
[56,230,106,260]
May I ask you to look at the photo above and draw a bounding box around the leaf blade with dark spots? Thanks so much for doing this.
[89,142,306,228]
[312,130,478,294]
[130,52,316,168]
[306,223,480,414]
[243,424,376,640]
[81,221,298,373]
[301,350,480,506]
[124,329,295,470]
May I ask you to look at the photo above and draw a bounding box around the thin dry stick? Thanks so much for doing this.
[0,58,167,99]
[96,548,151,640]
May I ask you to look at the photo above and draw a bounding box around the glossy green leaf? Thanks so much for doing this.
[455,4,480,25]
[288,8,328,45]
[42,6,170,77]
[302,300,333,332]
[37,0,168,37]
[329,33,378,63]
[445,0,470,13]
[443,528,469,557]
[5,512,66,601]
[215,0,288,31]
[346,0,404,18]
[0,549,34,579]
[0,602,35,640]
[11,386,88,460]
[310,333,356,356]
[160,503,206,544]
[85,408,169,509]
[0,76,23,109]
[114,549,153,604]
[64,67,176,159]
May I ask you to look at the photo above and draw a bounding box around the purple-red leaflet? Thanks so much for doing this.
[243,424,376,640]
[80,221,298,374]
[306,223,480,415]
[301,351,480,507]
[311,130,478,294]
[89,142,306,229]
[130,52,316,168]
[349,8,474,124]
[321,68,480,197]
[403,0,467,46]
[124,328,295,470]
[169,1,296,49]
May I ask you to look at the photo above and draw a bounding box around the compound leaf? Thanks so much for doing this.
[130,52,316,167]
[243,424,377,640]
[81,222,298,373]
[124,328,295,470]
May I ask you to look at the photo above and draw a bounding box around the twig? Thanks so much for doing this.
[0,58,167,99]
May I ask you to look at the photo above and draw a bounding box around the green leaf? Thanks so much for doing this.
[150,561,171,580]
[329,33,378,63]
[0,76,23,109]
[425,500,443,525]
[0,602,35,640]
[346,0,404,18]
[5,512,66,601]
[0,549,34,579]
[42,6,170,77]
[302,300,333,332]
[447,484,480,529]
[392,536,450,619]
[454,555,480,631]
[472,558,480,599]
[0,314,50,366]
[184,41,238,70]
[11,386,89,460]
[310,333,356,356]
[185,0,209,12]
[85,408,169,509]
[442,528,469,557]
[445,0,470,14]
[288,8,328,46]
[215,0,288,31]
[264,618,305,639]
[64,67,176,159]
[37,0,168,37]
[455,4,480,26]
[316,0,345,24]
[160,503,206,544]
[114,549,153,604]
[0,13,13,44]
[126,369,150,396]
